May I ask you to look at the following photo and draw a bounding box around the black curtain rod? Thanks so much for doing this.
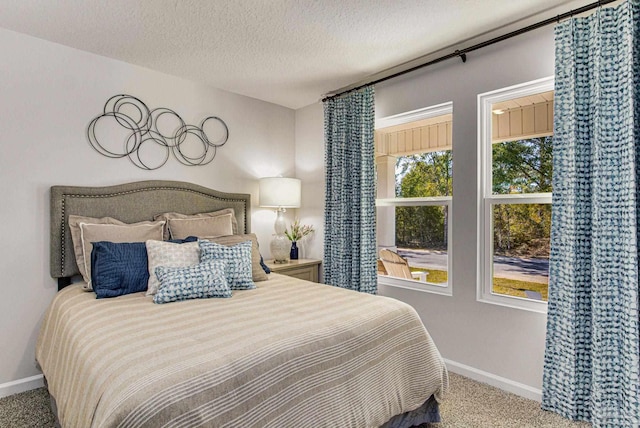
[322,0,618,102]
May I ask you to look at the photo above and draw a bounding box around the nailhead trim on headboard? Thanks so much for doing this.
[51,181,251,282]
[60,198,66,277]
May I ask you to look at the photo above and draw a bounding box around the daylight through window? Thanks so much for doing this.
[478,77,553,312]
[375,103,453,294]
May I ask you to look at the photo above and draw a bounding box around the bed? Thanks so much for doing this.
[37,180,448,427]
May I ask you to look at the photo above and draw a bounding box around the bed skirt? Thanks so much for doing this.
[382,395,441,427]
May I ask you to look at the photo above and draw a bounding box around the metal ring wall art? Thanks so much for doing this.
[87,94,229,170]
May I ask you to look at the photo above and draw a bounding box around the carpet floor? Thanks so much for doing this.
[423,373,590,428]
[0,373,590,427]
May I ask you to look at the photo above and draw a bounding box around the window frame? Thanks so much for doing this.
[375,102,453,296]
[477,77,554,313]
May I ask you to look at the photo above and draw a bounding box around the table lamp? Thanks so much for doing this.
[259,177,301,263]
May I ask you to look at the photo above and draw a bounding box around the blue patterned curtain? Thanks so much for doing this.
[323,86,377,294]
[543,1,640,426]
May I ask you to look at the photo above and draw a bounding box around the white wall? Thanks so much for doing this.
[296,27,555,396]
[294,103,325,264]
[0,28,295,391]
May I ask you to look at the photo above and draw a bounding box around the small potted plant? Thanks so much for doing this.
[284,219,314,260]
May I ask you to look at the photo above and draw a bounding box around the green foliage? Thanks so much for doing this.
[492,136,552,194]
[491,137,552,256]
[396,206,446,248]
[395,151,451,249]
[396,151,452,197]
[392,137,552,258]
[493,204,551,257]
[284,219,314,241]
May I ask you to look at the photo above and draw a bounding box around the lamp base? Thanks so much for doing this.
[270,233,290,263]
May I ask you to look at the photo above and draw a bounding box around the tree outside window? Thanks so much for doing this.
[478,77,554,312]
[375,104,453,293]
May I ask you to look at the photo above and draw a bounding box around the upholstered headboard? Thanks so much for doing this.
[50,180,251,288]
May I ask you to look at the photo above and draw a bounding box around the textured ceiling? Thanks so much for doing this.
[0,0,594,109]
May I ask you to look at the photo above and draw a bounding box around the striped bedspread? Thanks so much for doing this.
[36,274,448,428]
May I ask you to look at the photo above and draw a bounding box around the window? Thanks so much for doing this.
[478,77,553,312]
[375,102,453,295]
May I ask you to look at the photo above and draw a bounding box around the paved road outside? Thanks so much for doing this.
[397,248,549,284]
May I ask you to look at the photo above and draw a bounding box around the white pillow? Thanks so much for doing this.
[145,240,200,296]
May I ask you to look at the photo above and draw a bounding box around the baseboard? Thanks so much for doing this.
[0,374,44,399]
[443,358,542,402]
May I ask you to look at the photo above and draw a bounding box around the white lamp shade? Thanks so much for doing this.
[259,177,301,208]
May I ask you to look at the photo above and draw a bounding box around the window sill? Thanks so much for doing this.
[377,275,452,296]
[477,291,548,314]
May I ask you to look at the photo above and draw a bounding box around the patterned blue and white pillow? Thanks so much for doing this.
[153,259,232,304]
[199,239,256,290]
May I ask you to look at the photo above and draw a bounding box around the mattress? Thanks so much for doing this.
[36,273,448,427]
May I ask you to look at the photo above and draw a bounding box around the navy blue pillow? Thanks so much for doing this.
[260,255,271,274]
[91,242,149,299]
[170,236,198,243]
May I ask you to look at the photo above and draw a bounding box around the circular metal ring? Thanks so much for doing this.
[106,95,151,133]
[127,134,170,170]
[87,112,141,158]
[173,124,216,166]
[150,108,186,143]
[200,116,229,147]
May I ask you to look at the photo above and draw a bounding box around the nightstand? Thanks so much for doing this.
[264,259,321,283]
